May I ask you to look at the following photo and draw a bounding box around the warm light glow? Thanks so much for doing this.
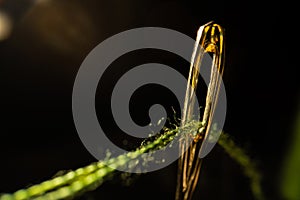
[0,11,12,41]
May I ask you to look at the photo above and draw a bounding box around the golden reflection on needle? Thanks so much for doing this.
[176,22,225,200]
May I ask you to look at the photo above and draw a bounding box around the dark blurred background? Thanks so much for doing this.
[0,0,298,200]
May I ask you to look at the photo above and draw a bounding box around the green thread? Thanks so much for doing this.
[218,133,265,200]
[0,121,264,200]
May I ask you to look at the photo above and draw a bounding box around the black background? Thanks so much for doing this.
[0,0,298,199]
